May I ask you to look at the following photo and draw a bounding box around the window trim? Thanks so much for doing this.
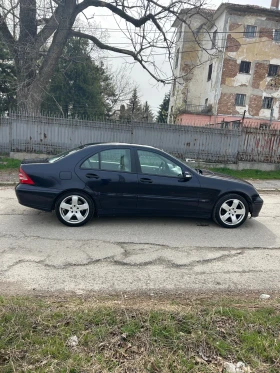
[136,149,184,179]
[244,25,257,38]
[239,61,251,74]
[235,93,246,107]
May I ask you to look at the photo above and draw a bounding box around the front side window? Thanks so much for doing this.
[244,25,257,38]
[268,64,279,76]
[262,97,273,109]
[235,94,246,106]
[239,61,251,74]
[81,149,132,172]
[137,150,182,177]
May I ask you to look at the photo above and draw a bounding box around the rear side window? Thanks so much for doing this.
[81,153,99,169]
[81,149,132,172]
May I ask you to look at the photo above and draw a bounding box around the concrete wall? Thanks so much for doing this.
[1,115,280,164]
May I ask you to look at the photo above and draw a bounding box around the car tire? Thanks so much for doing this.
[213,193,249,228]
[55,191,94,227]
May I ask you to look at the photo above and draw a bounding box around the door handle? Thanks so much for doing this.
[140,178,153,183]
[86,173,99,179]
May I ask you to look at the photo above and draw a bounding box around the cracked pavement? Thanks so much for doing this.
[1,187,280,294]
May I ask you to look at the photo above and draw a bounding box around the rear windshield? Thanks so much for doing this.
[48,146,84,163]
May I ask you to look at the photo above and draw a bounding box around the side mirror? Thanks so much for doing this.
[182,171,192,180]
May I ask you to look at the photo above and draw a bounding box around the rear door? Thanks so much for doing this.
[135,149,200,215]
[75,147,138,212]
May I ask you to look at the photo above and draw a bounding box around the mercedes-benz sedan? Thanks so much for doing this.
[15,143,263,228]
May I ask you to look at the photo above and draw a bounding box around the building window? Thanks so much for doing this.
[239,61,251,74]
[212,30,217,49]
[172,80,176,96]
[268,64,279,76]
[235,94,246,106]
[207,64,213,81]
[175,48,180,69]
[273,29,280,41]
[244,25,257,38]
[262,97,273,109]
[176,24,182,41]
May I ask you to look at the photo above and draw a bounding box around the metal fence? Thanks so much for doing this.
[0,114,279,163]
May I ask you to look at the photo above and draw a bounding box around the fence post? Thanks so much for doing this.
[8,116,13,155]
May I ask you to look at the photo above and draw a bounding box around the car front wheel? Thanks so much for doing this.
[213,194,249,228]
[55,192,94,227]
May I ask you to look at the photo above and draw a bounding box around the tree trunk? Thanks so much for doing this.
[14,0,76,114]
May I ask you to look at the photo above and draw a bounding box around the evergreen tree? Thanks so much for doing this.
[126,88,143,121]
[156,92,170,123]
[41,38,116,119]
[142,101,154,122]
[0,39,17,114]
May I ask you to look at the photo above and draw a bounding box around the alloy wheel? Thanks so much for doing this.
[219,198,246,226]
[59,195,89,224]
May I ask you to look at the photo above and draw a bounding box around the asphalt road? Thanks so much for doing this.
[0,187,280,295]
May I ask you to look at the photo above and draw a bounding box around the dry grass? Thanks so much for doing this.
[1,294,280,372]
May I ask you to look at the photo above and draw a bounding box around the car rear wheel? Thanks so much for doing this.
[55,192,94,227]
[213,194,249,228]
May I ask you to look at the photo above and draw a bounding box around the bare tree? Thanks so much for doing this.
[0,0,207,113]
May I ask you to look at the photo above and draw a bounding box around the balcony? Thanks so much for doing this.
[182,104,213,115]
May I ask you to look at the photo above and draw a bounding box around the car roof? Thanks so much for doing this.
[84,142,159,150]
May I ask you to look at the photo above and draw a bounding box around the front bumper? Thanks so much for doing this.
[251,195,264,217]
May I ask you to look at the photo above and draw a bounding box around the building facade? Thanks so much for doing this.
[169,1,280,127]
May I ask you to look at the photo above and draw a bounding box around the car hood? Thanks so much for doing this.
[200,169,253,187]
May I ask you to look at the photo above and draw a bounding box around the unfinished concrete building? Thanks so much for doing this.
[169,1,280,128]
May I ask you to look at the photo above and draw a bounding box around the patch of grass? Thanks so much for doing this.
[0,157,21,170]
[208,167,280,180]
[1,295,280,372]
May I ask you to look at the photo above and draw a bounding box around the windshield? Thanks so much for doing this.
[169,153,203,174]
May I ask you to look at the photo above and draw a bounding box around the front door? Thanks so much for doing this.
[136,149,200,215]
[75,147,138,212]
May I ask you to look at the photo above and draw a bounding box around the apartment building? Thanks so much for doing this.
[169,0,280,127]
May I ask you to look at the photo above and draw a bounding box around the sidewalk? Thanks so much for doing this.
[0,170,280,192]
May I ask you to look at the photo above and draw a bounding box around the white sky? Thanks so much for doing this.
[94,0,272,114]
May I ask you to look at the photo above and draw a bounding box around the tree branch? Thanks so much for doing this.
[70,30,165,83]
[35,4,63,51]
[75,0,164,27]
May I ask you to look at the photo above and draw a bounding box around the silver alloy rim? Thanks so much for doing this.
[219,198,246,226]
[59,195,89,224]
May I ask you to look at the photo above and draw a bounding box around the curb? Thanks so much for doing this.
[0,182,17,186]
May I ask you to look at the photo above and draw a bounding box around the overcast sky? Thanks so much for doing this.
[95,0,272,114]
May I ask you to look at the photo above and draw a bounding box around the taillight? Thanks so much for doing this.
[19,167,35,185]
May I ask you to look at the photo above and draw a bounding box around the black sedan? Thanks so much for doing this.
[15,143,263,228]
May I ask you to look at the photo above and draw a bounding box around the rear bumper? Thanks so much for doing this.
[15,184,60,211]
[251,195,264,217]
